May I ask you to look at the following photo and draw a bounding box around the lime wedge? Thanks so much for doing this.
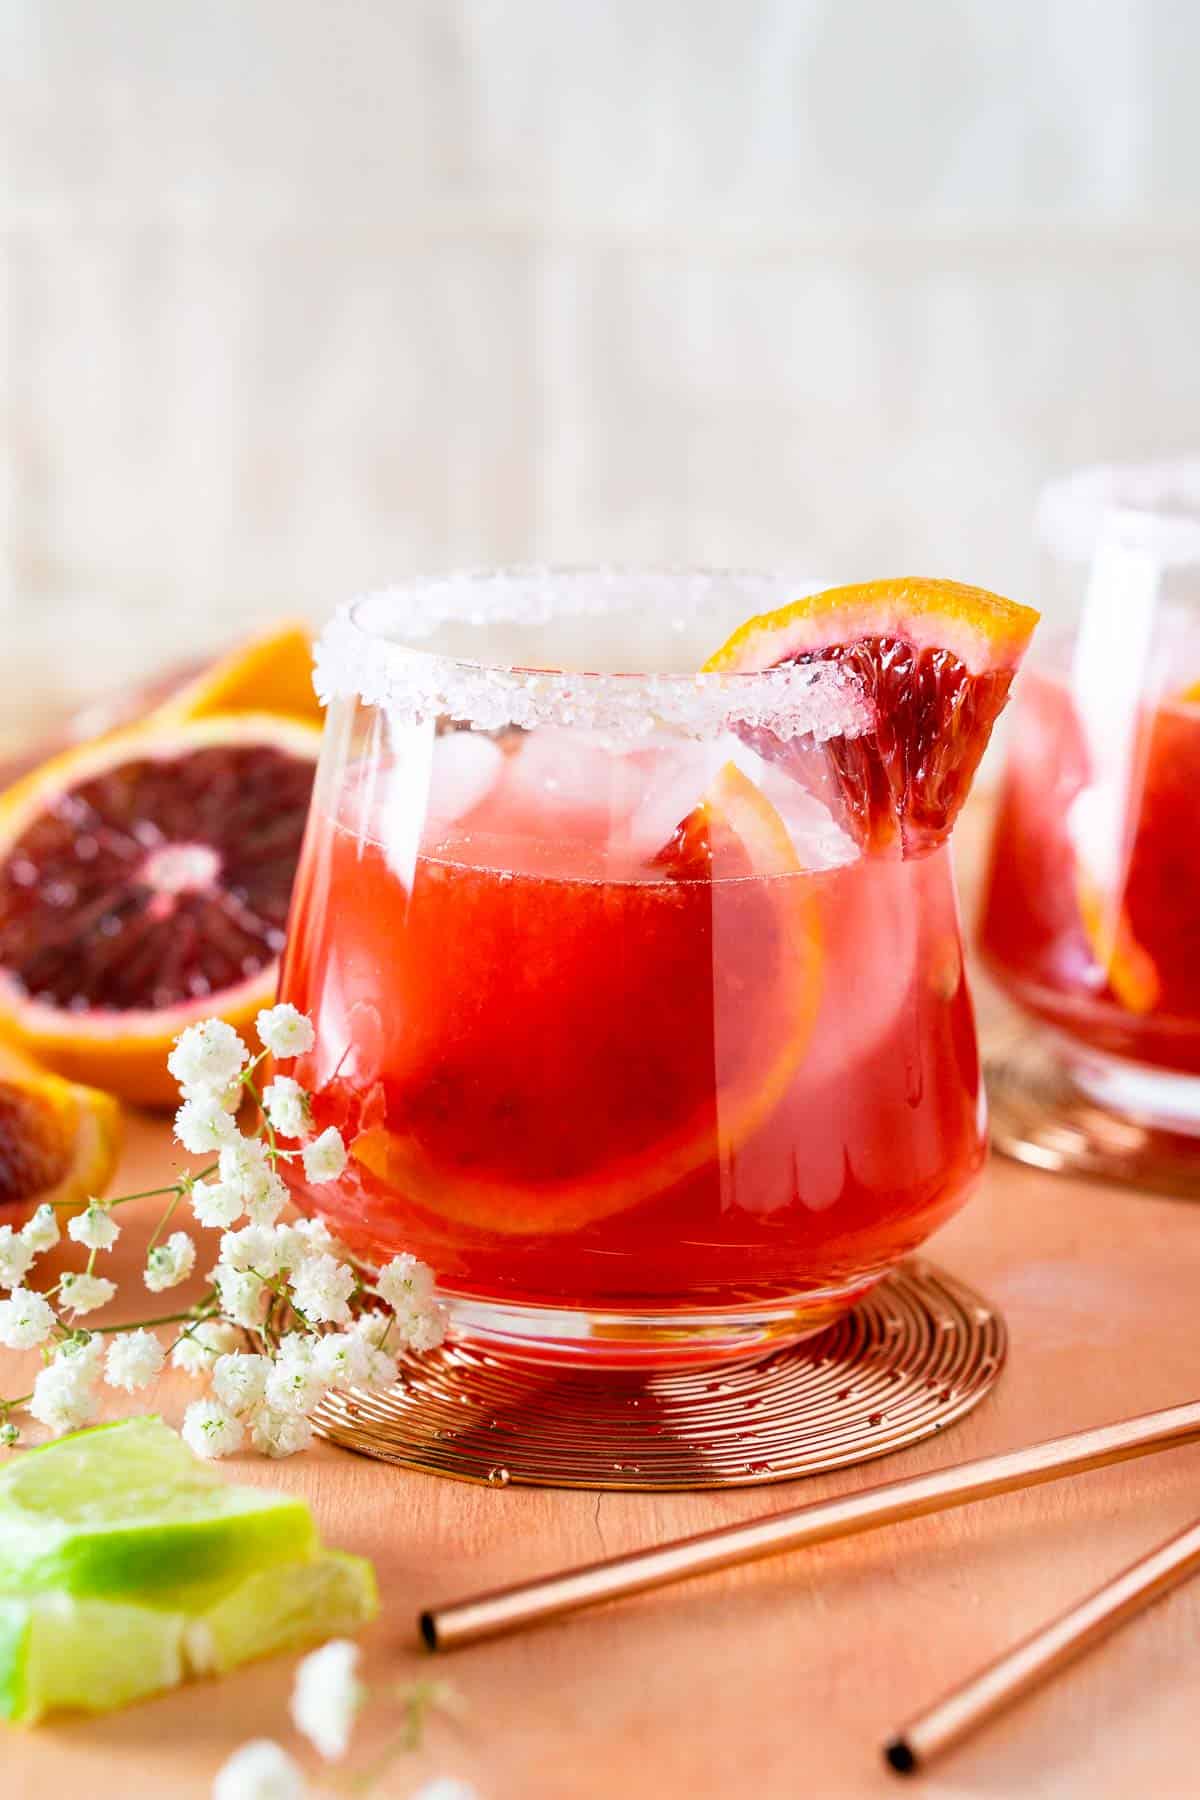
[0,1418,316,1598]
[188,1550,378,1675]
[0,1594,186,1724]
[0,1553,378,1724]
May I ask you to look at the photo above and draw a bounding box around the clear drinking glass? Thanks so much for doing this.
[979,462,1200,1136]
[279,571,987,1366]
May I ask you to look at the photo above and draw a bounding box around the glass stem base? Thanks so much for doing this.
[441,1283,881,1371]
[985,1024,1200,1198]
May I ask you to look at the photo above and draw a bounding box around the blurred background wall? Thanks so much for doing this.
[2,1,1199,734]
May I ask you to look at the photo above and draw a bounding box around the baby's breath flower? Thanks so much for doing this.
[0,1421,19,1448]
[103,1329,165,1393]
[218,1223,291,1278]
[56,1332,104,1375]
[289,1252,355,1326]
[290,1216,348,1261]
[375,1253,436,1313]
[181,1398,243,1460]
[351,1309,393,1351]
[359,1346,400,1392]
[144,1231,196,1293]
[59,1270,117,1317]
[256,1003,315,1061]
[175,1092,241,1155]
[212,1351,270,1414]
[312,1330,370,1390]
[20,1203,60,1255]
[249,1406,313,1460]
[66,1199,120,1253]
[213,1265,270,1330]
[262,1075,310,1139]
[300,1127,348,1186]
[29,1358,98,1434]
[399,1304,448,1355]
[0,1226,34,1292]
[243,1170,289,1228]
[171,1318,242,1374]
[190,1178,244,1231]
[212,1739,307,1800]
[0,1287,57,1351]
[264,1354,328,1418]
[167,1019,248,1095]
[218,1138,274,1205]
[290,1638,364,1762]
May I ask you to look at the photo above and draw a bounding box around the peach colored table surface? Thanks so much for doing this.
[3,796,1200,1799]
[5,1121,1200,1800]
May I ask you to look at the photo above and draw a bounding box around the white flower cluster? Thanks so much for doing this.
[0,1007,446,1458]
[213,1637,475,1800]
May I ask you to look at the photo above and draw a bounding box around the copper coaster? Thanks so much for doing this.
[312,1260,1006,1491]
[986,1035,1200,1200]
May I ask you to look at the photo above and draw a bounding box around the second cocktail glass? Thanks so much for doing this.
[980,462,1200,1175]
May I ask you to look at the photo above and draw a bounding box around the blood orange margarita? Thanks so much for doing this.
[280,572,1035,1364]
[979,659,1200,1079]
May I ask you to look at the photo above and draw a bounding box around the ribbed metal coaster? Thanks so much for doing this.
[986,1038,1200,1200]
[312,1260,1006,1491]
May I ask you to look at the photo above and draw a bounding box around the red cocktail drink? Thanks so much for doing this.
[980,467,1200,1143]
[980,662,1200,1077]
[281,573,1033,1364]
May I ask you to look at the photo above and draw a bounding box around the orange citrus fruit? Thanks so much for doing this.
[0,713,321,1107]
[705,577,1040,856]
[0,1037,121,1225]
[153,620,321,726]
[350,762,823,1234]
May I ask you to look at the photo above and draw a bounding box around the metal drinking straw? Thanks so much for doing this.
[884,1512,1200,1774]
[419,1400,1200,1651]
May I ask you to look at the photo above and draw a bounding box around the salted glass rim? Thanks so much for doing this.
[314,566,872,743]
[1038,460,1200,567]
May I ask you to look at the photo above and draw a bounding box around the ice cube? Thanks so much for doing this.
[428,731,505,824]
[500,729,642,827]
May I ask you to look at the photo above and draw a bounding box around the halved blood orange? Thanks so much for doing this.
[0,714,320,1107]
[349,763,823,1234]
[705,578,1040,857]
[0,1038,121,1225]
[154,620,321,727]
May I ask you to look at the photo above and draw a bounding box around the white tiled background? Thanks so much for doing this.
[3,2,1199,731]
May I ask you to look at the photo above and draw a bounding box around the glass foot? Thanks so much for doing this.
[439,1286,880,1372]
[985,1027,1200,1198]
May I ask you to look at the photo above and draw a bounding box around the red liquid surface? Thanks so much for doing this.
[279,755,985,1323]
[979,667,1200,1074]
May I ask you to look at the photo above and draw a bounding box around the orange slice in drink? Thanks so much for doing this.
[0,714,320,1106]
[1073,673,1200,1017]
[351,763,823,1234]
[0,1037,121,1227]
[705,577,1040,856]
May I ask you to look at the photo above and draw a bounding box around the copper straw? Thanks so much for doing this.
[420,1400,1200,1651]
[885,1513,1200,1775]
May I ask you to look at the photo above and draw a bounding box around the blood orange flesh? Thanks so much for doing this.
[705,578,1040,857]
[0,743,312,1011]
[0,714,320,1105]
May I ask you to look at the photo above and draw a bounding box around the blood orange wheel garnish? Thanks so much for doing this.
[705,577,1040,856]
[0,713,321,1106]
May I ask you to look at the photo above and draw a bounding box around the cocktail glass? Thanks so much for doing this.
[979,463,1200,1181]
[279,571,990,1367]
